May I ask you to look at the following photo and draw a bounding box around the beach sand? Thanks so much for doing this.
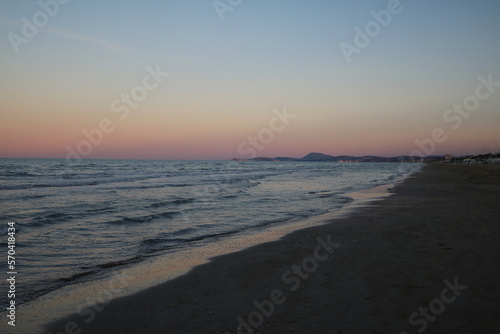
[40,163,500,333]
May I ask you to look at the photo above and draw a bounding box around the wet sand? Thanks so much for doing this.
[39,163,500,333]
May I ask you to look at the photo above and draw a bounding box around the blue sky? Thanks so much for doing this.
[1,0,499,159]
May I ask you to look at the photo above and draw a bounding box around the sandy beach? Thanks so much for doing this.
[38,163,500,333]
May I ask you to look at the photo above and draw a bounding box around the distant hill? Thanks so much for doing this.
[301,152,337,161]
[231,152,433,162]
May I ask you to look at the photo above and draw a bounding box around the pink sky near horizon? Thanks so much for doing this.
[1,102,498,160]
[1,71,499,160]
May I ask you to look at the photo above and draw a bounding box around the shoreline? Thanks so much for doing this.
[1,168,409,334]
[6,163,500,333]
[41,163,499,333]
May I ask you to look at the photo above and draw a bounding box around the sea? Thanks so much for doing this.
[0,158,422,311]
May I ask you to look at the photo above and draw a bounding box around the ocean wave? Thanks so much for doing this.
[164,183,192,187]
[149,198,195,208]
[96,256,142,269]
[336,196,354,205]
[141,236,186,246]
[30,212,76,226]
[309,190,334,198]
[0,184,34,190]
[0,175,159,191]
[116,183,194,190]
[141,225,218,250]
[61,172,114,179]
[114,184,168,191]
[17,194,51,200]
[109,211,180,224]
[84,206,116,213]
[60,269,99,282]
[171,226,199,236]
[140,220,299,254]
[0,171,36,177]
[221,194,238,199]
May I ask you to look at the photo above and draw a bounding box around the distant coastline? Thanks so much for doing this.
[231,152,425,162]
[231,151,500,163]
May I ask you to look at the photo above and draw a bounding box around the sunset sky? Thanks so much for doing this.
[1,0,499,160]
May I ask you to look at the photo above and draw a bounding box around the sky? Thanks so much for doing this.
[1,0,499,160]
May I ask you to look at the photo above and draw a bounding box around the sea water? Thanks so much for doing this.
[0,158,421,310]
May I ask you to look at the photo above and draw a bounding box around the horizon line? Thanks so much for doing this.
[0,152,495,161]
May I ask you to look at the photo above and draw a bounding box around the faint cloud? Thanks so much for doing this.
[43,28,124,53]
[0,18,123,53]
